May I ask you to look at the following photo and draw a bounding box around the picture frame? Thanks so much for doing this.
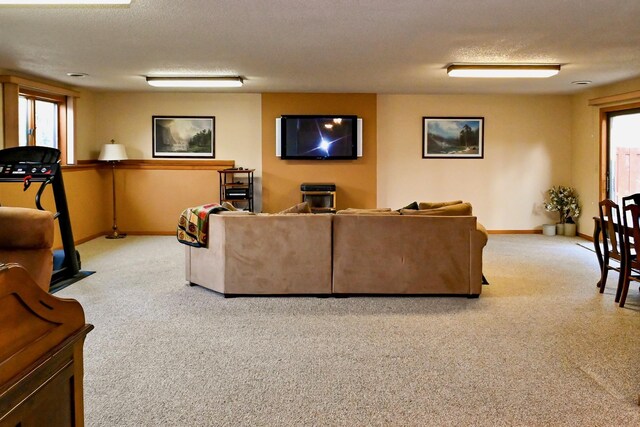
[422,117,484,159]
[152,116,215,158]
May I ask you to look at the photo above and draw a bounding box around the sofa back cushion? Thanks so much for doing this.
[216,210,255,215]
[402,202,472,216]
[336,208,400,215]
[397,201,419,211]
[418,200,463,210]
[277,202,312,214]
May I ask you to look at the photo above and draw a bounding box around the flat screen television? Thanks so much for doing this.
[280,115,358,160]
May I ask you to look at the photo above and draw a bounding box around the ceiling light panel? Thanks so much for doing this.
[447,64,561,78]
[0,1,131,4]
[146,77,244,88]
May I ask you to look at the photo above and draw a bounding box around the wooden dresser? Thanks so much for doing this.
[0,263,93,427]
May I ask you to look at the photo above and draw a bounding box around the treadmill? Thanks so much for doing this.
[0,146,81,290]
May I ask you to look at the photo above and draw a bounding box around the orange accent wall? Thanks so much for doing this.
[115,164,232,233]
[0,161,235,244]
[0,167,110,248]
[62,168,112,244]
[261,93,377,213]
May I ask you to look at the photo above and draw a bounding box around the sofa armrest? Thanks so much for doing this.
[0,207,55,292]
[469,221,488,296]
[0,207,54,249]
[475,222,489,246]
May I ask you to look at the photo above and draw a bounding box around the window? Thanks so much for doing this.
[18,91,64,150]
[1,75,78,165]
[606,108,640,204]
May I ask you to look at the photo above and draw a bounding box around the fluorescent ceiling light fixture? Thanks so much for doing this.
[146,76,244,88]
[447,64,561,78]
[0,1,131,4]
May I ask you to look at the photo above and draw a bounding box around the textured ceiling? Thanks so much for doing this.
[0,0,639,94]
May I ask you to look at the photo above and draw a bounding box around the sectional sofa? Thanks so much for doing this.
[184,205,488,297]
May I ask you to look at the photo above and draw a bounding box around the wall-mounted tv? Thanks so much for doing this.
[280,115,358,160]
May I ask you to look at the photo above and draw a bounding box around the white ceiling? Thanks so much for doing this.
[1,0,639,94]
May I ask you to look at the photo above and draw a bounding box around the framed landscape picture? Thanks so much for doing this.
[422,117,484,159]
[152,116,215,158]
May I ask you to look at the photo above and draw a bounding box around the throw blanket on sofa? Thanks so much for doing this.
[177,203,226,248]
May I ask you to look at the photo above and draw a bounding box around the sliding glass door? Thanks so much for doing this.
[607,108,640,203]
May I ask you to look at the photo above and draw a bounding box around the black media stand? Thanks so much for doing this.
[300,183,336,213]
[219,168,254,212]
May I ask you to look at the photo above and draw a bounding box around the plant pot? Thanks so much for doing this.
[542,224,556,236]
[556,223,565,235]
[564,223,577,237]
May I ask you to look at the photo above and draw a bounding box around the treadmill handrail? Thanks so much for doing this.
[35,175,60,218]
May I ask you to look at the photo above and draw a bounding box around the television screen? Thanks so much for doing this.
[281,115,357,160]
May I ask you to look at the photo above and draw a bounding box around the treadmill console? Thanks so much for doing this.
[0,163,58,180]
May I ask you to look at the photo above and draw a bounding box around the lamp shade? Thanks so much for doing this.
[99,143,128,161]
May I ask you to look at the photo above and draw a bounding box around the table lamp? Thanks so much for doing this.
[99,139,128,239]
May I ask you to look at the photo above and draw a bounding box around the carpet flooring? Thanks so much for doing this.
[57,234,640,427]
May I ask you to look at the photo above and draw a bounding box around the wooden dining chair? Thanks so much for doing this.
[621,193,640,211]
[598,199,626,294]
[620,203,640,307]
[620,194,640,304]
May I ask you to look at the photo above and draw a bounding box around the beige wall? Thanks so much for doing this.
[75,89,97,160]
[261,93,377,213]
[93,92,262,162]
[5,71,640,237]
[93,92,263,210]
[377,94,572,231]
[571,76,640,234]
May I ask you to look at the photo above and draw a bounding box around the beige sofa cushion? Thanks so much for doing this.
[216,210,255,215]
[402,202,472,216]
[278,202,312,214]
[418,200,463,210]
[333,215,484,295]
[221,201,238,211]
[336,208,400,215]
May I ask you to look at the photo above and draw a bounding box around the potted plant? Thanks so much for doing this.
[544,186,581,236]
